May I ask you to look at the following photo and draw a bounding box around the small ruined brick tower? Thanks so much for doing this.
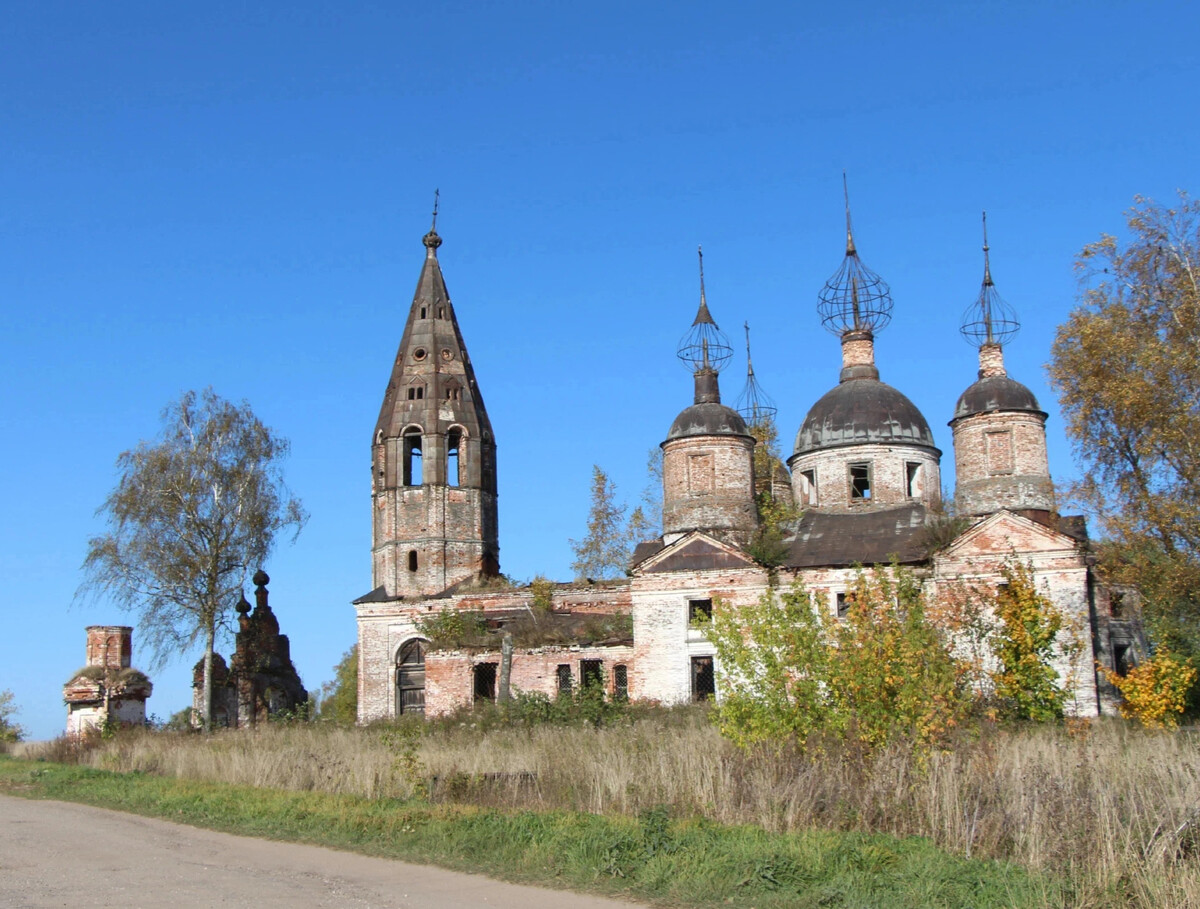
[950,214,1053,517]
[788,183,941,511]
[63,625,152,737]
[371,200,499,598]
[661,248,757,547]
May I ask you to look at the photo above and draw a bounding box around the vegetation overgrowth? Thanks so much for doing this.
[0,754,1048,909]
[16,706,1200,907]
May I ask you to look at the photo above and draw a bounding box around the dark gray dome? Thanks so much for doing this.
[794,378,937,456]
[667,403,750,440]
[952,375,1045,423]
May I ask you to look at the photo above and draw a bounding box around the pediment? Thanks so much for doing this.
[941,510,1080,560]
[634,532,756,574]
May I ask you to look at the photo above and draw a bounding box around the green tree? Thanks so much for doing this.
[991,561,1066,721]
[706,583,831,748]
[745,413,799,575]
[706,568,969,752]
[1048,193,1200,688]
[79,389,307,732]
[569,465,631,580]
[829,569,968,748]
[0,689,24,745]
[317,645,358,725]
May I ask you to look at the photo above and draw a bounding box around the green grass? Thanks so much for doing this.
[0,756,1055,908]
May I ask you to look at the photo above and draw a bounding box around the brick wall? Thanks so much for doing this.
[952,410,1052,515]
[788,443,941,510]
[662,434,756,543]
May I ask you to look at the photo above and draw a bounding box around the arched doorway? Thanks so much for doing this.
[396,639,427,716]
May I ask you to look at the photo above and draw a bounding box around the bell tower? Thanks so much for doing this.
[371,203,499,598]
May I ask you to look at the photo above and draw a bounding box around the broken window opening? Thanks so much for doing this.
[688,598,712,625]
[580,659,603,689]
[437,306,445,319]
[691,656,715,702]
[836,592,851,619]
[1114,643,1132,676]
[420,306,427,319]
[402,433,423,485]
[397,639,427,716]
[800,469,817,506]
[849,463,871,501]
[447,428,462,487]
[556,664,572,694]
[407,550,418,572]
[613,664,629,701]
[906,462,922,498]
[473,662,498,703]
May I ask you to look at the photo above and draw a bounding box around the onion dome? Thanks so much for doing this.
[668,248,749,441]
[953,375,1045,422]
[795,379,938,455]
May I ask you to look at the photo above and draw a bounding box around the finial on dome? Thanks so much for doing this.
[818,176,893,336]
[422,189,442,255]
[843,171,857,257]
[960,211,1019,354]
[735,322,778,424]
[677,245,733,375]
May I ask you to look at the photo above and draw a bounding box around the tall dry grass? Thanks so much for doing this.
[80,713,1200,907]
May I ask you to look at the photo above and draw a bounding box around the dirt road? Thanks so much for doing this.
[0,795,645,908]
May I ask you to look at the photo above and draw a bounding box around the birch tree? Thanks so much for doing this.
[79,389,306,731]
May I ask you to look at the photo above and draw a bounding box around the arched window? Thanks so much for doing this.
[447,428,462,487]
[396,640,427,716]
[403,431,423,485]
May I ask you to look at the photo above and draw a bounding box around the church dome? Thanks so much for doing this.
[794,378,937,456]
[667,402,749,440]
[952,375,1045,422]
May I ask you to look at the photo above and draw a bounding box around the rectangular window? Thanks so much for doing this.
[473,663,498,702]
[580,659,603,689]
[799,469,818,506]
[691,656,715,702]
[986,430,1015,475]
[688,598,712,624]
[836,592,851,619]
[849,462,871,501]
[556,664,572,693]
[906,462,922,498]
[613,665,628,701]
[688,453,715,495]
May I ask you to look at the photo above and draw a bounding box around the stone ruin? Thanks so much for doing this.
[192,569,308,727]
[63,625,152,737]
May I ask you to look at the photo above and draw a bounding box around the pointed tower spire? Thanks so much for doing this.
[677,246,733,383]
[843,171,857,257]
[960,211,1020,377]
[371,214,499,599]
[735,322,777,424]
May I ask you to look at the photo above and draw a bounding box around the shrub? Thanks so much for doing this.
[1105,650,1197,728]
[991,561,1066,721]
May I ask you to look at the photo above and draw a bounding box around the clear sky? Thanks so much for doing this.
[3,2,1197,740]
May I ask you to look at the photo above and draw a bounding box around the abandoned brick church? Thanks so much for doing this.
[354,207,1142,721]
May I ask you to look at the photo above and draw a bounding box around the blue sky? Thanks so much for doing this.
[3,2,1197,740]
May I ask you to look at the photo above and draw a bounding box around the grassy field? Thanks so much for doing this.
[0,755,1051,908]
[9,708,1200,907]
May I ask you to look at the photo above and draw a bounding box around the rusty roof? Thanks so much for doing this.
[785,503,930,568]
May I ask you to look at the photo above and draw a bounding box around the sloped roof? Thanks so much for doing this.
[634,534,757,574]
[785,503,930,568]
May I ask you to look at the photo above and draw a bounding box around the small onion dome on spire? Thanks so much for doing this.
[734,321,778,424]
[817,175,894,336]
[677,246,733,375]
[959,212,1019,357]
[422,188,443,255]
